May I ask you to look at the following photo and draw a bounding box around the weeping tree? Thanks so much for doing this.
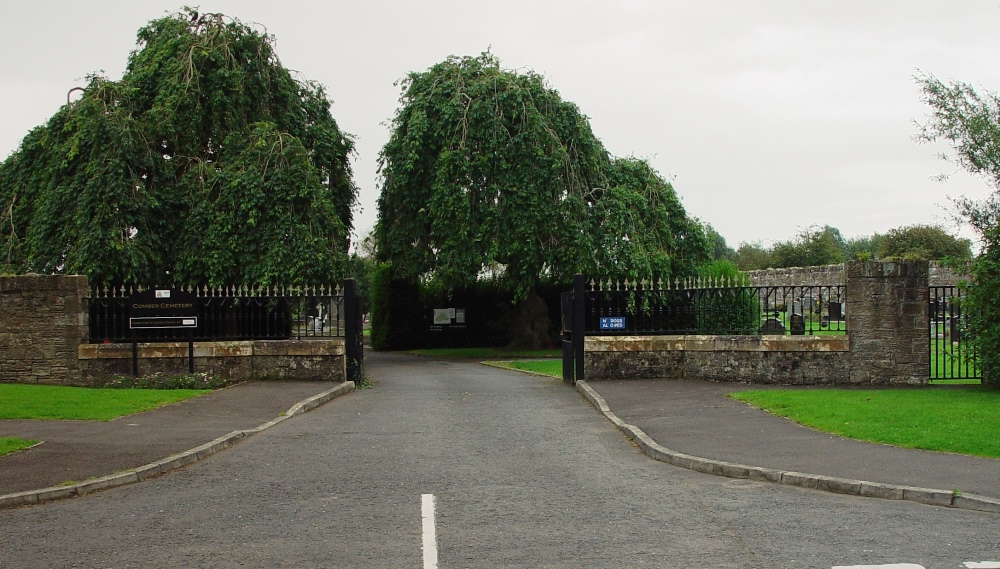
[375,52,608,297]
[0,9,356,287]
[586,156,709,281]
[375,52,706,347]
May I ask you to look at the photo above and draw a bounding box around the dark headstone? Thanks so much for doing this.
[829,301,843,321]
[758,318,785,335]
[789,313,806,335]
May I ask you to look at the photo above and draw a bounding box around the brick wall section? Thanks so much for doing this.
[0,274,89,385]
[845,260,929,385]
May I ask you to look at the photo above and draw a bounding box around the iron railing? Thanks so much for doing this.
[86,284,347,343]
[584,278,847,336]
[929,286,980,380]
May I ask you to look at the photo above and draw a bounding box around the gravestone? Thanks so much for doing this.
[828,301,843,321]
[789,301,802,316]
[789,313,806,335]
[758,318,785,335]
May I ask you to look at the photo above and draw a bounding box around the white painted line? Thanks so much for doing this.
[833,565,925,569]
[422,494,438,569]
[965,563,1000,568]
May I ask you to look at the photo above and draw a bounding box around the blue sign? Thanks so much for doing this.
[599,317,626,330]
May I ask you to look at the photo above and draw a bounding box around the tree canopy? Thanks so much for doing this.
[875,224,972,260]
[0,9,356,286]
[375,52,706,295]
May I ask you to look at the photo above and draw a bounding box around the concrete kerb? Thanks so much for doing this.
[575,380,1000,514]
[0,380,356,510]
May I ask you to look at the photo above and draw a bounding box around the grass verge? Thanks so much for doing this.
[0,384,210,421]
[729,387,1000,459]
[489,359,562,378]
[0,437,39,458]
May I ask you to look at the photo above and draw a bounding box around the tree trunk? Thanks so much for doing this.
[506,289,552,350]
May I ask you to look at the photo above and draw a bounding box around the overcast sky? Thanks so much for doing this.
[4,1,1000,251]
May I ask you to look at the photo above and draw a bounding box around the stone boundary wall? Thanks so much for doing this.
[0,275,89,385]
[745,261,966,287]
[0,274,347,386]
[586,260,930,385]
[78,340,346,383]
[744,264,845,287]
[586,336,850,384]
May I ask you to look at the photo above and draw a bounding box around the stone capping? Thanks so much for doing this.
[585,335,849,353]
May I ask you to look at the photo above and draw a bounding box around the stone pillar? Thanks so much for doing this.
[845,261,928,385]
[0,274,89,385]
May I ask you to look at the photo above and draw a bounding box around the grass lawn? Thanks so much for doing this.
[0,384,210,421]
[0,437,39,458]
[410,347,561,359]
[490,359,562,377]
[729,387,1000,459]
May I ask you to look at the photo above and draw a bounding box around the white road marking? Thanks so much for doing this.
[422,494,438,569]
[965,563,1000,568]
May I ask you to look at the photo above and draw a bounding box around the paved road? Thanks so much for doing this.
[1,352,998,568]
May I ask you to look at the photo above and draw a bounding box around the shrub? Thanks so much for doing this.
[695,260,758,334]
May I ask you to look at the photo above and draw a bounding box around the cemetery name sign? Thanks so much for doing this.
[128,288,199,375]
[129,288,198,329]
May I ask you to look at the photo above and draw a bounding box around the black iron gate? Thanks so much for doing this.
[929,286,979,381]
[344,278,365,384]
[561,274,585,383]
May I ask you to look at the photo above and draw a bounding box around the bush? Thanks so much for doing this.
[969,242,1000,387]
[695,260,758,334]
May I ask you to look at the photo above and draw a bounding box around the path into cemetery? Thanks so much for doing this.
[1,352,997,568]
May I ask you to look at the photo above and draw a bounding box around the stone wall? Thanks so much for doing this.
[586,336,850,384]
[78,340,346,383]
[585,260,932,385]
[745,261,965,287]
[744,264,844,287]
[0,275,89,385]
[0,274,347,386]
[845,261,928,385]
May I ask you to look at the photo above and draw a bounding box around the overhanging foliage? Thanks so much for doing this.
[0,9,356,286]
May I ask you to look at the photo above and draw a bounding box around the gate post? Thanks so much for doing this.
[344,278,362,383]
[573,273,585,382]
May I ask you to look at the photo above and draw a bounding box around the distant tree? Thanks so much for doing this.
[875,224,972,260]
[703,223,737,261]
[917,72,1000,386]
[771,225,847,268]
[733,241,775,271]
[845,234,883,261]
[0,9,356,286]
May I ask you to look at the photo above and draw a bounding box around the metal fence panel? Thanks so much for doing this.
[929,286,980,380]
[86,285,347,343]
